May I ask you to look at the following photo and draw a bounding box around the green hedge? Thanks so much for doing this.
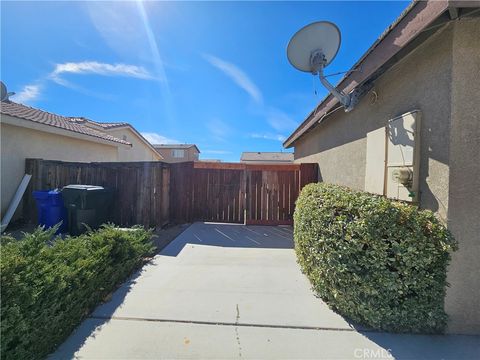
[1,225,154,360]
[294,183,457,333]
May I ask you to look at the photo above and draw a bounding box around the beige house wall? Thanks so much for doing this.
[295,23,453,220]
[444,18,480,335]
[1,119,118,219]
[155,147,199,163]
[292,20,479,334]
[106,127,162,162]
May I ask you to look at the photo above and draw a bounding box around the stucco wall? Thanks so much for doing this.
[294,23,453,221]
[292,19,480,334]
[106,127,161,162]
[1,119,118,219]
[444,18,480,334]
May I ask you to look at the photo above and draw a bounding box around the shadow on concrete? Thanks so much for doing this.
[50,223,480,359]
[160,222,294,257]
[50,222,294,358]
[49,225,193,359]
[361,330,480,360]
[49,265,147,359]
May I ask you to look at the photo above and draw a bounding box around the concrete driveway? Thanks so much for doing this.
[52,222,479,359]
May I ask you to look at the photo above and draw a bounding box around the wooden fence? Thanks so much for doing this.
[24,159,170,228]
[170,162,318,225]
[24,159,317,227]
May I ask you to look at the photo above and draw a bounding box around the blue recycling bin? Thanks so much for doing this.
[32,190,68,234]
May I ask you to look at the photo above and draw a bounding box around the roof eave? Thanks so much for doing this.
[1,114,132,148]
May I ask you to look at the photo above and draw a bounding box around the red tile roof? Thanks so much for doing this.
[68,117,129,129]
[0,101,131,146]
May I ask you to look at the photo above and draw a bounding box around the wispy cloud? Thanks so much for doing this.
[203,54,263,104]
[141,132,180,145]
[265,108,298,132]
[11,84,42,104]
[250,133,286,142]
[202,53,298,138]
[50,61,154,85]
[11,60,156,105]
[85,1,175,123]
[206,118,232,142]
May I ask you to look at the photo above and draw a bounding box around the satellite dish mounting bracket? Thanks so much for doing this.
[310,49,353,112]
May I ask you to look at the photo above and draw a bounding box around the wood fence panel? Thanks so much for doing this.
[24,159,317,228]
[23,159,170,228]
[244,167,305,225]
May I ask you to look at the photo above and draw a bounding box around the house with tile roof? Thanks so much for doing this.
[0,96,163,220]
[69,117,163,162]
[153,144,200,163]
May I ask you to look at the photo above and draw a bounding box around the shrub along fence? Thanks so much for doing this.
[294,183,457,333]
[23,159,317,228]
[0,225,154,360]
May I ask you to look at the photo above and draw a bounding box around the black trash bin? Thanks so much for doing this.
[62,185,114,235]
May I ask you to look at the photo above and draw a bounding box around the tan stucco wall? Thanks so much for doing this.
[444,18,480,335]
[295,23,453,221]
[106,127,161,162]
[155,147,199,163]
[292,19,479,334]
[1,119,118,219]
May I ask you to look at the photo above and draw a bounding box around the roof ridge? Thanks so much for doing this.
[1,101,131,146]
[4,100,72,120]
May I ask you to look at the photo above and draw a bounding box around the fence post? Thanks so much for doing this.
[242,167,247,224]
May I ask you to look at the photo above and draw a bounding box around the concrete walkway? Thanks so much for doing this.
[52,223,479,359]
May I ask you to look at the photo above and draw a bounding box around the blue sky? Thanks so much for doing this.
[1,1,408,161]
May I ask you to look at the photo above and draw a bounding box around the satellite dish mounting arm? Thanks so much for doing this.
[310,50,352,111]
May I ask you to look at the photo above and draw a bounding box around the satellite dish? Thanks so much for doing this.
[0,81,14,102]
[287,21,356,112]
[0,82,7,101]
[287,21,341,73]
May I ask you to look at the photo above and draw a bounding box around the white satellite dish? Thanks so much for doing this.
[287,21,341,72]
[0,81,15,102]
[287,21,356,112]
[0,82,7,101]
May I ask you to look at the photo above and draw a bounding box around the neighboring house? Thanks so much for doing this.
[240,152,294,164]
[283,2,479,334]
[0,99,162,220]
[153,144,200,163]
[69,117,163,162]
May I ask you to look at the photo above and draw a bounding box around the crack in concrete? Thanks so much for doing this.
[235,304,242,359]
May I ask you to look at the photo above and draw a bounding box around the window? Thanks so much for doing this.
[172,149,185,158]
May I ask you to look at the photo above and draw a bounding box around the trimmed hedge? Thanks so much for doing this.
[294,183,457,333]
[1,225,154,360]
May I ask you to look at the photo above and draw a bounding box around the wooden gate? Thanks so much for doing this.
[170,162,317,225]
[23,159,317,227]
